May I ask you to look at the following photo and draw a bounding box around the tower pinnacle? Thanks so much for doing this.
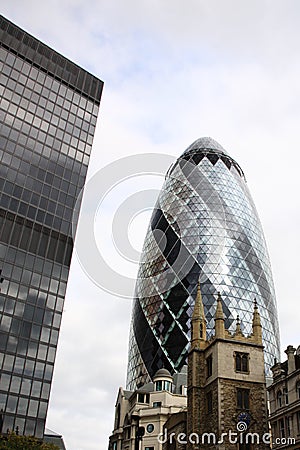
[191,282,206,349]
[235,314,243,335]
[252,298,262,344]
[214,292,225,338]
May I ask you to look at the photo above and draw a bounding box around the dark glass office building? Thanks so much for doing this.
[127,137,280,390]
[0,16,103,436]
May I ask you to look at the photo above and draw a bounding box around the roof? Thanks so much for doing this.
[44,428,62,437]
[0,15,103,104]
[123,390,133,399]
[153,368,173,379]
[178,136,245,179]
[182,137,228,156]
[44,428,66,450]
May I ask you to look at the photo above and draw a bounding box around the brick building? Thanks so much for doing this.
[268,345,300,449]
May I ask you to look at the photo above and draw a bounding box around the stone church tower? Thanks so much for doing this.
[187,284,269,450]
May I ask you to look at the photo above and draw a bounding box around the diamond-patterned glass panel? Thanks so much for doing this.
[126,138,280,390]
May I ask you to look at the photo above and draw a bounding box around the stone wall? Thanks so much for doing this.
[219,378,269,450]
[163,411,187,450]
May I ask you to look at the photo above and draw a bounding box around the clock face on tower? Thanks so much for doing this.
[237,411,251,429]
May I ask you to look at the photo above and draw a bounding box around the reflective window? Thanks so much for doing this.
[10,376,21,394]
[297,381,300,399]
[7,395,18,413]
[235,353,249,373]
[155,380,162,391]
[28,399,38,416]
[3,355,14,371]
[0,374,11,390]
[18,397,28,414]
[237,388,249,410]
[277,390,283,408]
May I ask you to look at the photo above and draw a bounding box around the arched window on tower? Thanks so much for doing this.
[200,323,203,338]
[235,352,249,373]
[155,380,162,391]
[283,387,289,405]
[277,390,283,408]
[296,381,300,399]
[242,354,248,372]
[155,380,171,392]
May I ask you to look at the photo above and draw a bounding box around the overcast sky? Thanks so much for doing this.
[1,1,300,449]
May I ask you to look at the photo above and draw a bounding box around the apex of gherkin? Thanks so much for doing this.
[179,136,245,179]
[181,136,228,156]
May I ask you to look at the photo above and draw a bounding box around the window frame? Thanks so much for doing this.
[277,389,283,408]
[283,387,289,405]
[235,352,249,373]
[206,391,213,414]
[297,411,300,433]
[236,388,250,410]
[296,380,300,399]
[206,354,213,378]
[279,418,285,439]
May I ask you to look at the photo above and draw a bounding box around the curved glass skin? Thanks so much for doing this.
[127,137,280,390]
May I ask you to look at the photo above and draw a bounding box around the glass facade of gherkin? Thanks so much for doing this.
[126,137,280,390]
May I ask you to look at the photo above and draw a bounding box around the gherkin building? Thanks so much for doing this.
[126,137,280,389]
